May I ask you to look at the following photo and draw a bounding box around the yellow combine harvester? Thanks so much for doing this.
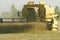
[22,1,58,31]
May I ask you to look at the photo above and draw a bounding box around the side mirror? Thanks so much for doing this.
[57,15,59,18]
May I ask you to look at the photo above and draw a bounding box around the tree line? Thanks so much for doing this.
[55,6,60,20]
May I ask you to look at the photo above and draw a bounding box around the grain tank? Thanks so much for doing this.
[22,1,58,31]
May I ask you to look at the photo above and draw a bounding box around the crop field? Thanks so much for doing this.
[0,22,60,40]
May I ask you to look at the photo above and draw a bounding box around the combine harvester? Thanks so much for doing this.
[0,0,58,32]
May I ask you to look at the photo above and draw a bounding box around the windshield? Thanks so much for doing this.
[27,8,36,20]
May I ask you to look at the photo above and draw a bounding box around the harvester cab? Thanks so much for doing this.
[22,1,58,31]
